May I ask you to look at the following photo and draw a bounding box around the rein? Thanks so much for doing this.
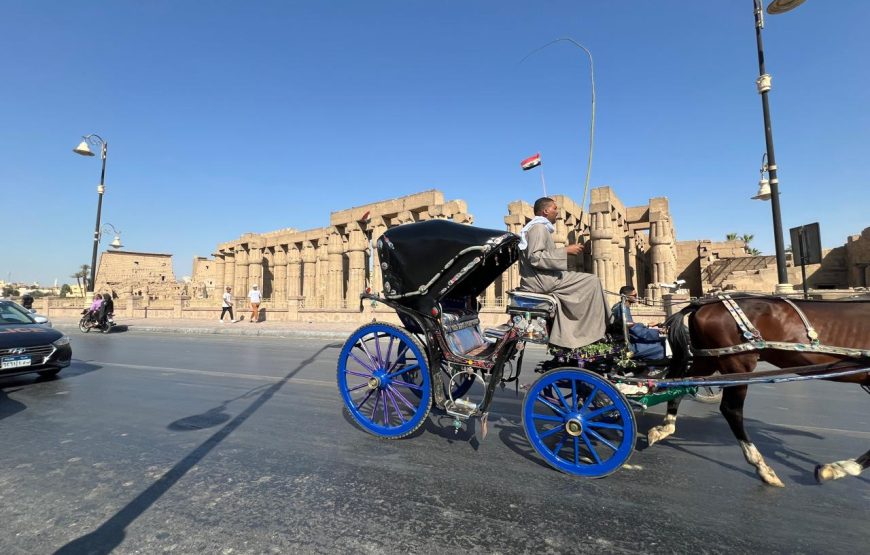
[690,294,870,359]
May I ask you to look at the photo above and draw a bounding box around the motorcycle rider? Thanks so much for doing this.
[98,293,114,326]
[87,294,103,323]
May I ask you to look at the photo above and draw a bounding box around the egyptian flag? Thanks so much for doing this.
[521,153,542,171]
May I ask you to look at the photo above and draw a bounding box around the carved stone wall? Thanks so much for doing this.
[196,190,475,309]
[94,251,178,300]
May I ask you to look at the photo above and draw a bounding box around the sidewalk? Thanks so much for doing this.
[51,316,362,339]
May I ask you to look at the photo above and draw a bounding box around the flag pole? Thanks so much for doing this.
[539,165,548,196]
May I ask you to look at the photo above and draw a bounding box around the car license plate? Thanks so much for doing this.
[1,355,32,369]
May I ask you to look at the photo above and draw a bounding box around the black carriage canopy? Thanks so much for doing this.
[377,219,519,312]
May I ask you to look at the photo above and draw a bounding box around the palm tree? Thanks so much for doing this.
[741,233,754,244]
[726,233,738,241]
[70,264,91,297]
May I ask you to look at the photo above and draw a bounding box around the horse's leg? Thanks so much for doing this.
[815,448,870,483]
[720,384,785,487]
[647,397,681,446]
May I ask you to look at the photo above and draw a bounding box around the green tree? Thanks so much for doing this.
[70,264,91,297]
[2,286,20,297]
[60,284,72,298]
[726,233,738,241]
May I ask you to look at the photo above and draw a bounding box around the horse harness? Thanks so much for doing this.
[690,294,870,359]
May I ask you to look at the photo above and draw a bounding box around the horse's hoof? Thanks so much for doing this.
[647,430,663,446]
[760,469,785,488]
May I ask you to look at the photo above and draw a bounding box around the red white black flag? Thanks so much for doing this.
[521,153,542,171]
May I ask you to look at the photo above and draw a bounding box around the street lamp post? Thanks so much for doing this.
[750,0,807,292]
[73,134,108,296]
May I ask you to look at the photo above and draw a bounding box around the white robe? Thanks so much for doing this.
[518,223,607,349]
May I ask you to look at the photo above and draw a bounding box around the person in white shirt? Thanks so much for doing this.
[220,286,235,323]
[248,284,262,323]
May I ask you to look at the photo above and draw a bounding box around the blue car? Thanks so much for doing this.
[0,300,72,379]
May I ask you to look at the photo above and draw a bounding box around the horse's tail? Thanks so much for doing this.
[665,306,697,378]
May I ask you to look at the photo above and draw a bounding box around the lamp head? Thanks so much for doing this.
[110,234,124,249]
[752,178,772,201]
[767,0,806,15]
[73,140,95,157]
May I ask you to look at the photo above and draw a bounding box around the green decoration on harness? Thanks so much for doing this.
[634,386,698,408]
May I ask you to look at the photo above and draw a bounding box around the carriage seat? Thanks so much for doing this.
[441,311,498,358]
[507,290,558,318]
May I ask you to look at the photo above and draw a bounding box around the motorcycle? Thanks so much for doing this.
[79,309,115,334]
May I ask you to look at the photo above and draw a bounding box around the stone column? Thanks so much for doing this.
[234,247,248,298]
[223,252,235,296]
[590,208,614,291]
[214,253,225,294]
[286,244,302,299]
[301,241,318,303]
[326,228,345,308]
[485,283,497,307]
[367,217,388,294]
[346,222,368,305]
[316,233,330,307]
[248,244,263,292]
[273,245,287,304]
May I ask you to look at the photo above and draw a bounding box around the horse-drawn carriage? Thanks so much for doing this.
[337,220,870,484]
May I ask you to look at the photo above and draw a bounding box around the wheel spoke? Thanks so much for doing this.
[387,362,419,379]
[355,389,375,411]
[586,420,623,430]
[374,331,384,367]
[348,383,368,392]
[573,436,580,465]
[391,379,422,391]
[371,390,382,420]
[345,368,372,379]
[552,432,567,458]
[581,433,603,464]
[387,344,409,373]
[382,389,389,425]
[586,428,618,451]
[356,337,379,369]
[348,352,376,374]
[539,425,563,439]
[385,389,406,424]
[571,380,577,411]
[580,385,598,412]
[532,413,564,423]
[552,384,571,412]
[388,385,417,411]
[585,404,616,420]
[536,394,566,416]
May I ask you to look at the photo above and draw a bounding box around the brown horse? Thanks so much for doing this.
[647,295,870,487]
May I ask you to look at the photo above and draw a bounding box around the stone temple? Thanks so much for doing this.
[81,188,867,322]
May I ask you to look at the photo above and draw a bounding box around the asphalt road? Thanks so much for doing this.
[1,332,867,554]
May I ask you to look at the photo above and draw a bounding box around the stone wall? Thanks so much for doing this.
[93,251,177,300]
[196,190,474,311]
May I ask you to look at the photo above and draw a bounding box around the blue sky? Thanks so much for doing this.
[3,1,868,285]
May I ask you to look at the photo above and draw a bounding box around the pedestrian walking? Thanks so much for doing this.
[220,286,235,323]
[248,284,262,323]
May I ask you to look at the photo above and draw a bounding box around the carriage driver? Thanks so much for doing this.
[518,197,609,350]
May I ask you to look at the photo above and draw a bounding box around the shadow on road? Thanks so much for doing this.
[54,342,341,555]
[168,383,272,431]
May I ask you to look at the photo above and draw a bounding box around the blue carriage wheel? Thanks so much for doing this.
[522,368,636,477]
[337,323,432,439]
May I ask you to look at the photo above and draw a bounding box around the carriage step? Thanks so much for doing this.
[445,397,477,419]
